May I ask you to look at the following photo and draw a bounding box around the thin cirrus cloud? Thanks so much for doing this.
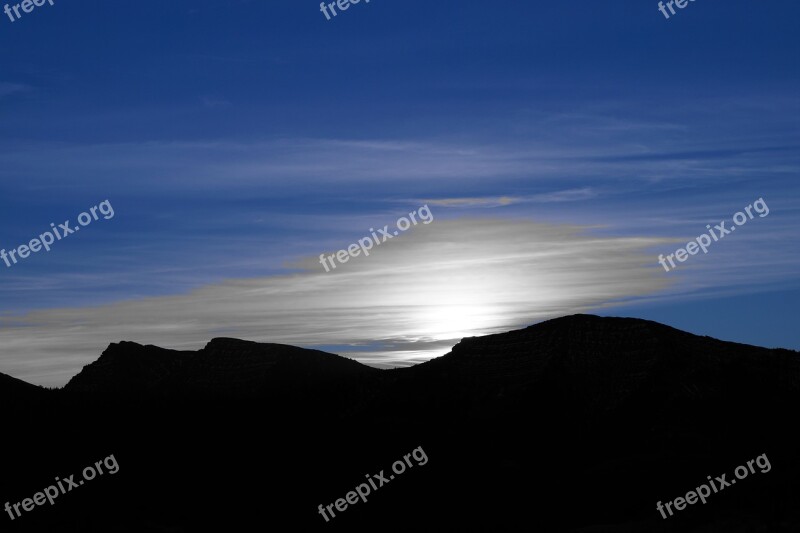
[1,93,797,193]
[420,188,597,208]
[0,82,31,99]
[0,218,671,387]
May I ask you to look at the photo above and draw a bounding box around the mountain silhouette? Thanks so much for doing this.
[0,370,44,403]
[1,315,798,532]
[65,338,378,396]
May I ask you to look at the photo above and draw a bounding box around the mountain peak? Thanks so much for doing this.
[64,342,195,393]
[203,337,258,350]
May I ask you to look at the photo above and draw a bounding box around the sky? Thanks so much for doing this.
[0,0,798,385]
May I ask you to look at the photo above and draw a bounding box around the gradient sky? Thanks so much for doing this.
[0,0,798,385]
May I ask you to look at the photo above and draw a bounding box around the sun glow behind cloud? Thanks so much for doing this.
[0,217,672,386]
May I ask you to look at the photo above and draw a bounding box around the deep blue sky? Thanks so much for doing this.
[0,0,798,384]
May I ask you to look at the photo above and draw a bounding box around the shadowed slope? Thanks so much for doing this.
[0,370,45,402]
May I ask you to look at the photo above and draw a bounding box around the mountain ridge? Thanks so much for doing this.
[2,314,799,532]
[2,314,796,395]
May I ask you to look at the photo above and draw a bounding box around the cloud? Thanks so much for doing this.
[1,128,796,198]
[0,83,30,99]
[0,218,671,386]
[200,96,233,109]
[422,188,597,208]
[421,196,522,208]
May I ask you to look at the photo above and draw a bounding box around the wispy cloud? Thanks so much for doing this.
[0,83,30,99]
[422,188,597,208]
[200,96,233,109]
[421,196,521,208]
